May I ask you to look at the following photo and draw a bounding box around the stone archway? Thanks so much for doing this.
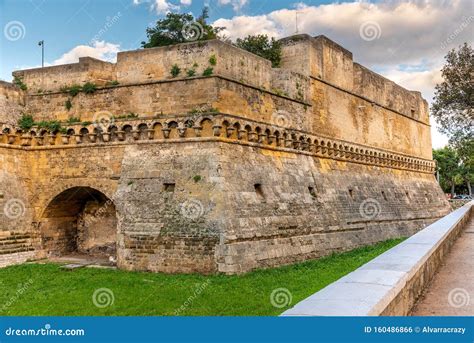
[39,186,117,261]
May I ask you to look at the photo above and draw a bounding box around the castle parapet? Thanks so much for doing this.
[279,34,429,123]
[12,57,115,93]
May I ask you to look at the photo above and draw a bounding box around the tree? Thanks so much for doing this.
[235,35,282,67]
[141,7,224,48]
[452,134,474,195]
[433,147,463,197]
[431,43,473,144]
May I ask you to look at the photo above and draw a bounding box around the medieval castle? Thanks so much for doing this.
[0,34,451,274]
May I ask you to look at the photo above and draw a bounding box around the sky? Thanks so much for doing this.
[1,0,473,148]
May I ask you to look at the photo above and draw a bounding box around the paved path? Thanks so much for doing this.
[411,215,474,316]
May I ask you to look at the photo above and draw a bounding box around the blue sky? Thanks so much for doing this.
[0,0,356,78]
[1,0,472,147]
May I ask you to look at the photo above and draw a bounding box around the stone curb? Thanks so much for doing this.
[281,200,474,316]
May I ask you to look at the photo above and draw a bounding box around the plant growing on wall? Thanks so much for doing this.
[65,99,73,111]
[82,82,97,94]
[62,84,82,97]
[202,67,213,76]
[67,117,81,124]
[18,114,35,131]
[209,54,217,66]
[46,121,61,133]
[186,68,196,77]
[170,64,181,77]
[13,76,27,91]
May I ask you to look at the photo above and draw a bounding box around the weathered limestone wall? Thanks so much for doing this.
[216,143,449,273]
[0,138,450,274]
[0,81,24,124]
[116,40,272,90]
[77,201,117,255]
[0,35,450,273]
[0,146,39,267]
[13,57,115,93]
[280,34,432,159]
[280,34,427,123]
[310,79,433,159]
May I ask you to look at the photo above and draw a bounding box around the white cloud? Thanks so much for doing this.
[133,0,180,14]
[53,41,121,65]
[381,66,443,103]
[218,0,248,12]
[215,15,279,39]
[214,0,473,67]
[180,0,192,5]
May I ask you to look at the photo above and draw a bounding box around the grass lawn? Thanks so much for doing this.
[0,238,403,316]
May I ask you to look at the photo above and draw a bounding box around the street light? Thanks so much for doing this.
[38,40,44,68]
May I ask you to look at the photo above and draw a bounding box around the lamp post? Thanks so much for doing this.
[38,40,44,68]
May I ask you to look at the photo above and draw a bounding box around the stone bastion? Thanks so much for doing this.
[0,34,450,274]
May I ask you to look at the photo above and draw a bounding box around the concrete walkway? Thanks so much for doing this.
[411,215,474,316]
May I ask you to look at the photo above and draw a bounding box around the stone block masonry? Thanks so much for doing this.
[0,34,450,274]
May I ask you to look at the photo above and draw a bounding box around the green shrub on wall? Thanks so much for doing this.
[13,76,27,91]
[170,64,181,77]
[18,114,35,131]
[82,82,97,94]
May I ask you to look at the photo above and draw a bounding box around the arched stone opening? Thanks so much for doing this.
[40,187,117,261]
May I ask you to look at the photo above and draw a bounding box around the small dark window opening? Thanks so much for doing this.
[381,191,388,201]
[163,183,175,192]
[254,184,264,200]
[411,109,415,116]
[405,191,410,200]
[348,189,354,199]
[308,186,317,199]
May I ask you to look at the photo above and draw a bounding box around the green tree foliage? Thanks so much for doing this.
[141,7,223,48]
[432,43,473,196]
[235,34,282,67]
[431,43,473,144]
[433,147,464,196]
[452,135,474,195]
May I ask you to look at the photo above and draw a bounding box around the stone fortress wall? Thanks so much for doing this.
[0,35,450,273]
